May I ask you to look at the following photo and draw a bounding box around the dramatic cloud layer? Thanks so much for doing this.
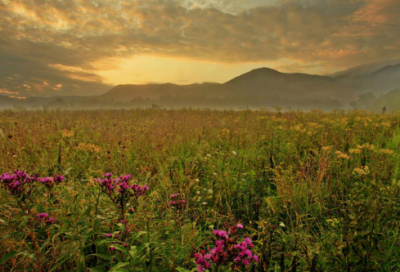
[0,0,399,97]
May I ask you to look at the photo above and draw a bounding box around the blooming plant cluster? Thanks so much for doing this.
[0,171,65,199]
[193,224,258,272]
[0,171,37,196]
[94,173,149,218]
[37,213,55,224]
[169,193,185,209]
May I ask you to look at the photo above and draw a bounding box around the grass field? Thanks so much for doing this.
[1,108,400,271]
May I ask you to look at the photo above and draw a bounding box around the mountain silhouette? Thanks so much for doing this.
[101,67,357,103]
[2,63,400,110]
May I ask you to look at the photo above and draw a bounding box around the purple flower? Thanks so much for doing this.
[103,173,112,178]
[48,218,55,223]
[37,213,49,222]
[213,230,228,239]
[108,246,115,251]
[236,223,243,229]
[105,233,113,238]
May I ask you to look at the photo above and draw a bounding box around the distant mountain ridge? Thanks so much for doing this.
[2,62,400,110]
[101,64,400,104]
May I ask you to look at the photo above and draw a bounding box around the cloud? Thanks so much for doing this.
[0,0,399,96]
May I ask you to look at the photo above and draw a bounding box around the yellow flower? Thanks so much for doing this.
[335,151,350,160]
[380,149,394,154]
[349,148,362,154]
[62,129,74,137]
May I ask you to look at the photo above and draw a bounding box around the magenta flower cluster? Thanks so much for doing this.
[38,174,65,189]
[94,173,149,214]
[0,171,65,196]
[95,173,149,196]
[37,213,55,224]
[193,224,258,272]
[169,193,185,209]
[0,171,37,195]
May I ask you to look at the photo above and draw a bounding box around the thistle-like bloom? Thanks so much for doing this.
[170,193,186,209]
[194,225,257,271]
[37,174,66,189]
[0,171,37,196]
[37,213,49,222]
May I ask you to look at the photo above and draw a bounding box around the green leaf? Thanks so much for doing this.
[0,251,19,264]
[88,267,106,272]
[108,262,130,272]
[49,253,71,272]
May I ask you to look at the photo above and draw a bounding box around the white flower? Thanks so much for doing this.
[207,154,211,157]
[195,179,199,182]
[279,222,286,228]
[208,189,213,194]
[232,151,237,155]
[213,173,217,176]
[202,202,208,205]
[196,191,200,194]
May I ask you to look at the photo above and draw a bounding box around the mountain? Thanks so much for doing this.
[3,63,400,110]
[331,59,400,78]
[100,82,221,101]
[221,68,345,100]
[101,67,355,104]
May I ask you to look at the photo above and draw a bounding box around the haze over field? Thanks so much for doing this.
[0,0,400,110]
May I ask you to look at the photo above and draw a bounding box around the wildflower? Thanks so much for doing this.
[170,193,186,209]
[232,151,237,155]
[193,224,257,271]
[213,230,228,239]
[37,213,49,222]
[108,246,115,251]
[105,233,113,238]
[48,218,55,223]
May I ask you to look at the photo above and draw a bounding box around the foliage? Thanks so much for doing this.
[1,108,400,271]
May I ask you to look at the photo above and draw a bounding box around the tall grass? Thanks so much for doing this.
[1,108,400,271]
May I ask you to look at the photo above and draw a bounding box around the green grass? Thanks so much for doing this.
[1,108,400,271]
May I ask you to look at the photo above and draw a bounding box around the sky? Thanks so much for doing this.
[0,0,400,97]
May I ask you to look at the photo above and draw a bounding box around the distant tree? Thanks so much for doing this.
[48,98,68,109]
[12,105,27,111]
[350,92,377,110]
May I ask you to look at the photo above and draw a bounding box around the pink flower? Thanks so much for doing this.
[243,259,250,266]
[37,213,48,222]
[236,223,243,229]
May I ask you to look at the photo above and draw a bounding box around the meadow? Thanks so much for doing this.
[1,108,400,272]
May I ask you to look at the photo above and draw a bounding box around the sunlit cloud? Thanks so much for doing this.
[0,0,399,96]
